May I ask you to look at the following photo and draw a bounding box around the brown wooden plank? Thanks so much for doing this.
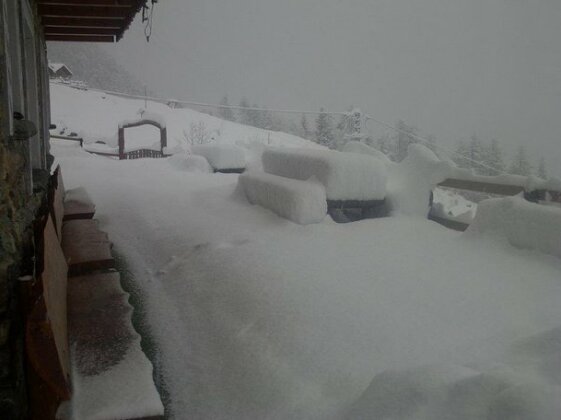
[39,4,130,18]
[46,34,116,42]
[438,178,524,196]
[42,217,71,382]
[53,168,65,242]
[44,26,118,36]
[62,220,115,276]
[41,16,123,28]
[428,213,469,232]
[38,0,135,5]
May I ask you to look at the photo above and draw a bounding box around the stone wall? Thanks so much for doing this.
[0,1,51,417]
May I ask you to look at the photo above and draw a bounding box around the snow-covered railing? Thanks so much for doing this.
[118,114,167,160]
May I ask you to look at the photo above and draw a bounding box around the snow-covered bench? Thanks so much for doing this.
[239,171,327,224]
[262,148,387,221]
[192,144,246,173]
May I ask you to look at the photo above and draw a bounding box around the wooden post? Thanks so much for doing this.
[118,126,125,160]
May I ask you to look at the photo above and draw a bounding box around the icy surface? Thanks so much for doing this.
[192,144,246,170]
[467,196,561,259]
[262,147,387,201]
[239,171,327,224]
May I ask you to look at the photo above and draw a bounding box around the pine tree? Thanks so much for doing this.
[537,157,548,179]
[395,120,418,161]
[509,145,532,176]
[300,114,310,139]
[218,95,235,122]
[315,108,334,148]
[453,140,471,169]
[238,97,251,125]
[484,139,505,175]
[468,134,485,173]
[426,135,437,155]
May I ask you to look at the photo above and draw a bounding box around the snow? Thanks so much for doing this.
[262,147,387,201]
[64,186,94,207]
[239,171,327,224]
[191,144,246,171]
[167,153,212,173]
[50,82,321,153]
[119,110,167,129]
[467,196,561,259]
[387,144,453,217]
[430,188,476,225]
[341,140,393,167]
[50,87,561,419]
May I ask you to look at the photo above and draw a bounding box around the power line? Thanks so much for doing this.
[52,81,505,175]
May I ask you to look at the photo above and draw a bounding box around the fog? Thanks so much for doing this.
[101,0,561,176]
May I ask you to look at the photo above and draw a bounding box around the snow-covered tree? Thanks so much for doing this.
[376,133,392,157]
[467,134,487,173]
[238,97,251,125]
[509,145,532,176]
[453,140,471,169]
[315,108,334,148]
[300,114,310,139]
[537,157,548,179]
[218,95,235,121]
[394,120,418,162]
[483,139,505,175]
[425,135,437,155]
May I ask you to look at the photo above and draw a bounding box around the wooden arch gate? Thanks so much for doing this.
[118,118,167,160]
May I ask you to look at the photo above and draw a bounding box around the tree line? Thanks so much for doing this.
[218,95,548,179]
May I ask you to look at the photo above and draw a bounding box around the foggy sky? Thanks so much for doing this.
[102,0,561,175]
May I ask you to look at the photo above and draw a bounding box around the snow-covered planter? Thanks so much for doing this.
[167,153,212,173]
[262,148,387,201]
[239,171,327,224]
[192,144,246,173]
[466,196,561,259]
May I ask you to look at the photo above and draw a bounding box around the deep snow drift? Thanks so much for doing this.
[52,140,561,420]
[50,85,561,419]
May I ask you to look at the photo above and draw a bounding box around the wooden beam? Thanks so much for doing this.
[45,34,115,42]
[39,4,130,19]
[41,17,123,28]
[437,178,524,196]
[38,0,135,5]
[44,26,118,36]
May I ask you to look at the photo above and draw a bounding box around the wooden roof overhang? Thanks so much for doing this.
[38,0,148,43]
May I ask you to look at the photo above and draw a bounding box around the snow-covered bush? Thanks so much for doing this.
[466,196,561,259]
[167,153,212,173]
[183,121,211,145]
[191,144,246,171]
[239,171,327,224]
[262,148,387,201]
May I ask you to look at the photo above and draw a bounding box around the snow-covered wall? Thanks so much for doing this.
[191,144,246,171]
[262,148,387,201]
[466,196,561,259]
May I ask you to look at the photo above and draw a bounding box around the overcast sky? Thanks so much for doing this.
[102,0,561,175]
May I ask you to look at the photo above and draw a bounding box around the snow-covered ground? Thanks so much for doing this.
[51,86,561,419]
